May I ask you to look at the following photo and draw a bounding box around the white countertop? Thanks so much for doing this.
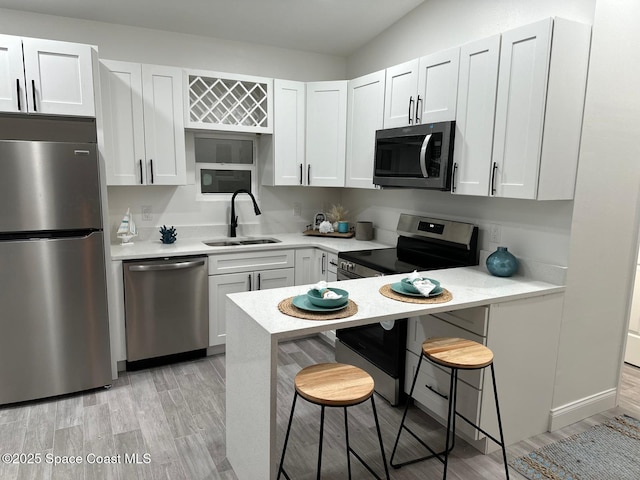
[226,265,565,341]
[110,232,391,260]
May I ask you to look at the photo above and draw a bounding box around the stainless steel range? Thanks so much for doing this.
[335,214,478,405]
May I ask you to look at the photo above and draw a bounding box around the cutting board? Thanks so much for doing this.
[303,229,355,238]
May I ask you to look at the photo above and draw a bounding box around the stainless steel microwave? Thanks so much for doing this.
[373,121,455,190]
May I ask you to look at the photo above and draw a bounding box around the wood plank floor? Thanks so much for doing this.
[1,336,638,479]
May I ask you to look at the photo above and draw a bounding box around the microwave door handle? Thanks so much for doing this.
[419,133,432,178]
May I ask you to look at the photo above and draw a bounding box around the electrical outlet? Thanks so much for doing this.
[489,223,501,243]
[293,202,302,217]
[141,205,153,222]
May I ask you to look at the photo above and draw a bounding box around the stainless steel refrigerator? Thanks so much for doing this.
[0,115,111,405]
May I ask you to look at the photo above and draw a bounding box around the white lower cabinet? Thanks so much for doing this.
[406,294,564,452]
[208,250,294,346]
[294,248,337,285]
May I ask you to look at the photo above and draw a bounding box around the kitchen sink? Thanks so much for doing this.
[238,238,281,245]
[203,237,281,247]
[204,240,241,246]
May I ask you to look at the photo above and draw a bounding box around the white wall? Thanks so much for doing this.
[0,8,347,240]
[553,0,640,415]
[0,8,346,81]
[346,0,640,427]
[347,0,595,78]
[344,0,596,265]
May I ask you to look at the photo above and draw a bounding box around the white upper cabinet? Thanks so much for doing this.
[185,70,273,134]
[416,48,460,124]
[0,35,95,117]
[491,18,591,200]
[261,79,347,187]
[271,79,306,185]
[383,59,419,128]
[100,60,186,186]
[0,35,25,113]
[345,70,385,189]
[451,35,501,196]
[383,48,460,128]
[305,80,348,187]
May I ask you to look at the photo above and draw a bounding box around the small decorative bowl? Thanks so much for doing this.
[401,277,440,294]
[306,287,349,308]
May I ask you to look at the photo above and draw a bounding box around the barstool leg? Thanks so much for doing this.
[490,364,510,480]
[390,352,424,466]
[344,406,352,479]
[317,405,325,480]
[277,392,298,480]
[442,368,458,480]
[370,395,391,480]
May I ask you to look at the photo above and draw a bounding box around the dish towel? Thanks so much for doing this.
[313,280,342,299]
[407,271,437,296]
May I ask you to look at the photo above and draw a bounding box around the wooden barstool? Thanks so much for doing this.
[277,362,390,480]
[390,337,509,479]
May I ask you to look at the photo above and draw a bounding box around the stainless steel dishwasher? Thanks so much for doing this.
[124,255,209,362]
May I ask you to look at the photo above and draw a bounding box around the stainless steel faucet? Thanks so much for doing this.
[230,189,261,237]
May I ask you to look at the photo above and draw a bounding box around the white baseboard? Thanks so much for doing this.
[549,388,617,431]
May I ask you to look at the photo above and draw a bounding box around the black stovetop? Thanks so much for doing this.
[339,234,479,275]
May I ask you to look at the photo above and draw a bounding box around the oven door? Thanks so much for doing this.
[335,320,407,379]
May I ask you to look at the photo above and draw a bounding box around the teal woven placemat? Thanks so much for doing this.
[510,415,640,480]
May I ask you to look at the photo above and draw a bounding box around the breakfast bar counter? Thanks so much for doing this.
[225,265,565,479]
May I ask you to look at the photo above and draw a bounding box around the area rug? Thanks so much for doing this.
[509,414,640,480]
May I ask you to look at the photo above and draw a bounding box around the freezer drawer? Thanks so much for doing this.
[124,256,209,362]
[0,232,111,405]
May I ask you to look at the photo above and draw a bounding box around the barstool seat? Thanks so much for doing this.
[278,362,390,480]
[422,337,494,369]
[295,362,374,406]
[390,337,510,479]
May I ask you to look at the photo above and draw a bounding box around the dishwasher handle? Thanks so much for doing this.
[127,259,206,272]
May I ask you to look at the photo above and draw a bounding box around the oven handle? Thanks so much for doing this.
[419,133,432,178]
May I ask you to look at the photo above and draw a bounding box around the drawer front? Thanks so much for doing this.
[432,307,488,337]
[405,351,483,441]
[407,316,484,387]
[208,250,294,274]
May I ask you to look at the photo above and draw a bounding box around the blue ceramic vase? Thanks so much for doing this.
[486,246,519,277]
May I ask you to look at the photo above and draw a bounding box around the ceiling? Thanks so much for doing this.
[0,0,425,56]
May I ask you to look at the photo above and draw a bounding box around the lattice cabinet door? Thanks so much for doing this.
[185,70,273,133]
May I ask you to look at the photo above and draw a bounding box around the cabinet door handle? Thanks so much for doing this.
[491,162,498,195]
[16,79,21,111]
[321,253,326,275]
[307,164,311,185]
[425,384,449,400]
[31,80,37,112]
[451,163,458,192]
[150,159,154,184]
[248,274,252,291]
[299,163,303,185]
[408,96,414,124]
[415,95,422,124]
[257,273,261,290]
[139,160,143,184]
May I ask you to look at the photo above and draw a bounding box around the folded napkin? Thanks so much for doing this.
[313,280,342,299]
[406,270,436,297]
